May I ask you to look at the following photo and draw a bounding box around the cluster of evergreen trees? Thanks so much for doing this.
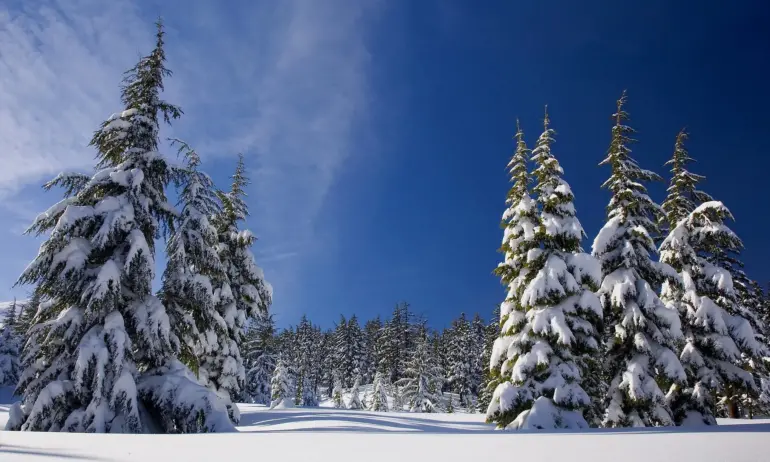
[239,302,498,413]
[1,22,271,433]
[486,93,770,430]
[1,20,769,435]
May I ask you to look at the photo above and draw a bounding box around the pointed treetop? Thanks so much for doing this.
[614,90,629,125]
[217,154,250,229]
[505,118,531,202]
[91,20,181,167]
[661,129,713,228]
[543,105,550,130]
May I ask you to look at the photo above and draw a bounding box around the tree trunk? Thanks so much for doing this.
[726,399,739,419]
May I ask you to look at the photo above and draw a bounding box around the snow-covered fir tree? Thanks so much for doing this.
[378,302,413,383]
[0,300,22,386]
[204,155,272,421]
[7,22,233,433]
[347,375,364,410]
[332,315,350,387]
[348,316,365,384]
[269,358,294,409]
[368,371,390,411]
[243,314,277,404]
[660,201,764,425]
[487,109,602,430]
[160,139,226,383]
[363,317,383,383]
[447,313,473,406]
[477,305,501,413]
[485,121,539,420]
[396,326,443,413]
[294,315,319,406]
[592,92,686,427]
[469,313,487,398]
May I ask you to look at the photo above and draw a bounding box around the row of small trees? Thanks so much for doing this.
[2,22,272,433]
[239,304,498,412]
[486,93,770,430]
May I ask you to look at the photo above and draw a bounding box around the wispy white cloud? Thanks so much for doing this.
[0,0,153,198]
[0,0,380,310]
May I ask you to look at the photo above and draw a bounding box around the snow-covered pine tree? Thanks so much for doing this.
[332,372,345,409]
[205,155,273,420]
[485,121,539,420]
[396,326,443,413]
[332,315,352,387]
[487,108,603,430]
[448,313,473,406]
[477,305,501,413]
[660,201,764,425]
[243,314,277,404]
[430,330,448,392]
[8,22,233,433]
[348,315,365,384]
[592,92,685,427]
[469,313,487,398]
[379,302,413,383]
[320,330,335,397]
[294,315,319,406]
[270,358,294,409]
[363,317,383,383]
[0,300,22,386]
[347,375,363,410]
[160,139,226,381]
[368,371,390,412]
[714,265,768,418]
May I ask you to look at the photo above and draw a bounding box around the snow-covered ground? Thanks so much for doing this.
[1,387,769,462]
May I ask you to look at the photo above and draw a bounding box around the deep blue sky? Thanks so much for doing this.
[2,0,768,331]
[310,0,770,329]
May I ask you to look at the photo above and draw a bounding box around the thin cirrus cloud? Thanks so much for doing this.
[0,0,380,309]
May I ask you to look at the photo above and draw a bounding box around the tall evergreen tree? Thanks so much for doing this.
[332,315,352,386]
[487,109,602,430]
[396,327,443,413]
[660,201,764,425]
[379,302,413,383]
[160,139,226,381]
[478,305,501,412]
[363,317,383,383]
[485,121,539,417]
[469,313,487,398]
[347,315,365,384]
[294,315,319,406]
[448,313,473,406]
[243,314,277,404]
[0,300,22,387]
[7,23,232,433]
[206,155,273,418]
[592,92,685,427]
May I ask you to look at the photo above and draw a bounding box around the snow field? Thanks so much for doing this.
[1,387,770,462]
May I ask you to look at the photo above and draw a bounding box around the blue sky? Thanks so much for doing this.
[1,0,768,330]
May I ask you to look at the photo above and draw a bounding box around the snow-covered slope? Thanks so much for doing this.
[1,389,768,462]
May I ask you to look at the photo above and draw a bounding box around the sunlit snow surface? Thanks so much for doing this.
[1,387,769,461]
